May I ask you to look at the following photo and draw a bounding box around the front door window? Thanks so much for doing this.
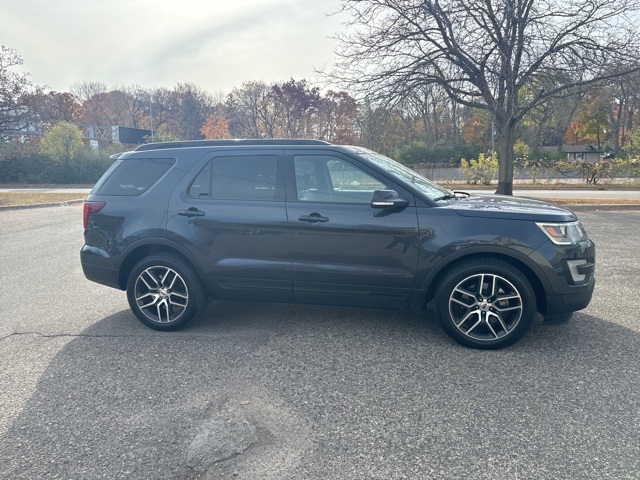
[294,156,386,203]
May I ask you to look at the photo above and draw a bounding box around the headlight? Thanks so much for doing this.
[535,221,588,245]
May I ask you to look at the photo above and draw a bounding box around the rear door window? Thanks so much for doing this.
[96,158,175,196]
[189,155,278,200]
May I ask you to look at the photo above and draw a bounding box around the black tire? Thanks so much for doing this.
[433,257,536,349]
[126,253,207,331]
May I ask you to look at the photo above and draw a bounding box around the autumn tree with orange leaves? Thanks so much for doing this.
[200,114,231,139]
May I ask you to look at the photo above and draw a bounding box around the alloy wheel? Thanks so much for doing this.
[133,266,189,324]
[448,273,523,342]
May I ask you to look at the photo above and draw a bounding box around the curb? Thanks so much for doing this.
[0,199,85,211]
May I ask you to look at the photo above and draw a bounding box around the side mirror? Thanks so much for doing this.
[371,189,410,209]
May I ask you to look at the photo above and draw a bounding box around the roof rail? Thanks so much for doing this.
[135,139,331,151]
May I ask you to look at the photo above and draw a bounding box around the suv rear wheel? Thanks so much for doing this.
[434,258,536,349]
[126,253,207,330]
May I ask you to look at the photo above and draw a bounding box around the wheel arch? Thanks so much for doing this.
[422,249,549,315]
[117,239,210,296]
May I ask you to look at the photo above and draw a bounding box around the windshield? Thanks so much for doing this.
[346,146,452,201]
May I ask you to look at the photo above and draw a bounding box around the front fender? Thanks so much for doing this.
[417,244,552,303]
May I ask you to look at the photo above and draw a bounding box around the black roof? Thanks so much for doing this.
[135,139,330,152]
[562,144,599,153]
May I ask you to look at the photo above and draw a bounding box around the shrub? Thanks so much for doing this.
[40,122,85,163]
[460,152,498,185]
[0,141,115,184]
[612,157,640,179]
[553,159,614,184]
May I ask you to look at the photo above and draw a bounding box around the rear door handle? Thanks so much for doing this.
[178,208,205,218]
[298,213,329,223]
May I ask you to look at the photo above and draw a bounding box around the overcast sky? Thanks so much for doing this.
[2,0,346,94]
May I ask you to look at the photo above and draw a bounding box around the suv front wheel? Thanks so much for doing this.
[434,258,536,349]
[126,253,207,330]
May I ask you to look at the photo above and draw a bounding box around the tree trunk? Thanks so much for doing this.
[612,100,623,152]
[495,123,515,195]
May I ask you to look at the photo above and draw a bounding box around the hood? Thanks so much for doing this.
[443,194,577,222]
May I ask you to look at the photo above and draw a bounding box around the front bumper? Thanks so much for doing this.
[544,276,595,316]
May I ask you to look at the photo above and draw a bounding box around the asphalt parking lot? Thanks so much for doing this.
[0,206,638,479]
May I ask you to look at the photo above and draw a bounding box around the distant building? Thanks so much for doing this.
[111,126,152,145]
[562,144,600,162]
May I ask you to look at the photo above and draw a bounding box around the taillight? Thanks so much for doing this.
[83,201,106,229]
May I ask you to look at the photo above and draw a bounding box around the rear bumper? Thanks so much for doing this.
[80,246,122,290]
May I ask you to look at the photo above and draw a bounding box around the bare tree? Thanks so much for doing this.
[113,85,149,129]
[0,46,41,135]
[147,87,172,133]
[357,100,414,155]
[271,79,322,138]
[31,91,79,131]
[401,83,455,144]
[70,81,107,104]
[315,90,359,143]
[71,81,117,126]
[520,74,585,150]
[332,0,640,194]
[606,69,640,150]
[226,81,272,138]
[165,83,215,140]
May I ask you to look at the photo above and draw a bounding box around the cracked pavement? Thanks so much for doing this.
[1,206,639,479]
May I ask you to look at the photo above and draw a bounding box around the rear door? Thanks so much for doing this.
[285,150,420,308]
[167,149,293,302]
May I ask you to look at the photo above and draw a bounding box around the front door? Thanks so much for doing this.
[285,151,420,309]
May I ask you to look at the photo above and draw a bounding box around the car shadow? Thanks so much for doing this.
[2,304,639,479]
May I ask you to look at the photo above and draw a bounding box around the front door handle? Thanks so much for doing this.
[178,208,205,218]
[298,213,329,223]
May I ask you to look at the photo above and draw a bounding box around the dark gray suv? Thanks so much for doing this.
[81,140,595,349]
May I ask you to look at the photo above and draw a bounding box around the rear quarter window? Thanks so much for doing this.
[96,158,175,196]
